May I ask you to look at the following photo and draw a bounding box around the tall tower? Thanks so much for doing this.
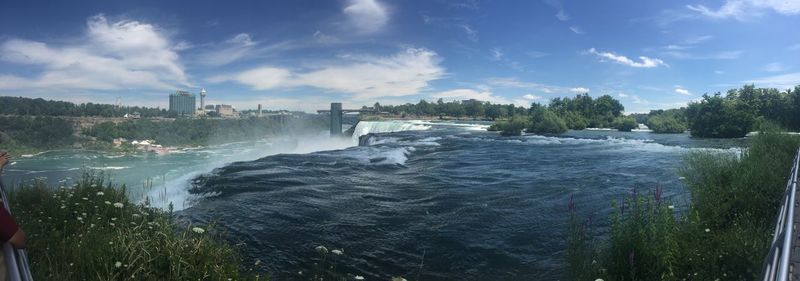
[258,104,262,117]
[199,88,207,110]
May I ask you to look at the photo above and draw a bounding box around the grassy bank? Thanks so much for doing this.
[7,174,259,280]
[567,131,800,280]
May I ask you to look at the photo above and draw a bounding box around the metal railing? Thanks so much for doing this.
[0,176,34,281]
[762,147,800,281]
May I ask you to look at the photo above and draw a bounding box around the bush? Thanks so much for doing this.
[489,115,530,136]
[647,115,687,133]
[529,110,568,134]
[686,94,755,138]
[613,116,637,132]
[561,111,589,130]
[567,131,800,280]
[7,174,257,280]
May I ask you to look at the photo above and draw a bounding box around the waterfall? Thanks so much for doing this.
[350,121,431,142]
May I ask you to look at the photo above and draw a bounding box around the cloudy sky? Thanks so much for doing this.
[0,0,798,113]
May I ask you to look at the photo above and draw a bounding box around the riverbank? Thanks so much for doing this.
[567,130,800,280]
[6,173,260,280]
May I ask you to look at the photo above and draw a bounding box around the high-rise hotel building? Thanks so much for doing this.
[169,91,196,115]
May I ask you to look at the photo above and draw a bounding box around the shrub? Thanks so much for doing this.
[489,115,530,136]
[7,173,257,281]
[529,110,568,134]
[567,131,800,280]
[647,115,687,133]
[613,116,637,132]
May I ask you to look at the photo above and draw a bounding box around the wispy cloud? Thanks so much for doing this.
[663,50,742,60]
[687,0,800,20]
[746,72,800,90]
[313,31,341,45]
[209,48,445,99]
[343,0,389,34]
[430,88,537,106]
[0,14,190,92]
[790,43,800,51]
[570,87,590,93]
[458,24,479,42]
[569,26,585,34]
[526,51,549,59]
[674,86,691,96]
[586,48,667,68]
[543,0,571,21]
[764,62,786,73]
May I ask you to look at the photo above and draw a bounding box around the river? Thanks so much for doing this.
[2,120,744,280]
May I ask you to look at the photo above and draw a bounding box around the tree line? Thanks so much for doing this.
[489,94,634,136]
[0,96,175,117]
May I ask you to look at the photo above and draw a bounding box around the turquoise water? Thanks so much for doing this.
[3,121,744,280]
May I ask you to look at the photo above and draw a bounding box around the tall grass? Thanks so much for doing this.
[7,173,260,280]
[567,131,800,280]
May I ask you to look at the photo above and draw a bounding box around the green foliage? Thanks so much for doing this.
[0,116,75,153]
[493,115,530,136]
[561,111,589,130]
[566,132,800,280]
[684,85,800,138]
[377,98,522,119]
[86,116,327,146]
[529,109,568,134]
[687,94,755,138]
[549,94,624,128]
[8,174,260,280]
[647,114,687,134]
[0,96,172,118]
[613,116,638,132]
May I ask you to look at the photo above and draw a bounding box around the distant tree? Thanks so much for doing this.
[613,116,637,132]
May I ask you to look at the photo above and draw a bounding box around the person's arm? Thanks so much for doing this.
[0,205,24,249]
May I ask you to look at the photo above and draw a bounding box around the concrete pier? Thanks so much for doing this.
[330,103,343,135]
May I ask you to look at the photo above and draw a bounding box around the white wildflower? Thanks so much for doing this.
[355,275,364,280]
[115,261,122,268]
[104,201,111,205]
[192,227,205,234]
[315,245,329,254]
[113,202,124,208]
[705,228,710,233]
[96,191,104,196]
[332,249,343,255]
[595,279,604,281]
[82,197,88,200]
[668,205,675,209]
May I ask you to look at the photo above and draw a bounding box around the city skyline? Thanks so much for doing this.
[0,0,798,113]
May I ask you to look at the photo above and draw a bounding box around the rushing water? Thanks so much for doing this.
[3,120,744,280]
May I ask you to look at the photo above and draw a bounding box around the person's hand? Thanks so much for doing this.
[0,151,8,173]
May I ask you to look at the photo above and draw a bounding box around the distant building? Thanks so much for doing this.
[169,91,196,115]
[257,104,262,117]
[215,104,235,117]
[461,99,480,105]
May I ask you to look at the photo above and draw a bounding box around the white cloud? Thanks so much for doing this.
[197,33,256,66]
[618,93,629,98]
[210,48,445,99]
[0,14,190,92]
[746,72,800,90]
[313,31,341,45]
[570,87,590,93]
[664,50,742,60]
[764,62,786,72]
[790,44,800,51]
[526,51,549,58]
[715,70,725,74]
[431,88,535,106]
[458,24,479,42]
[569,26,585,34]
[490,48,504,60]
[587,48,667,68]
[522,94,541,100]
[344,0,389,34]
[484,77,572,94]
[674,86,691,96]
[687,0,800,20]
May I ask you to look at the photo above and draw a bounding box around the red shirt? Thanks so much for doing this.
[0,202,18,242]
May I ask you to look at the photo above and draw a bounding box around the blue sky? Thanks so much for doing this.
[0,0,798,113]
